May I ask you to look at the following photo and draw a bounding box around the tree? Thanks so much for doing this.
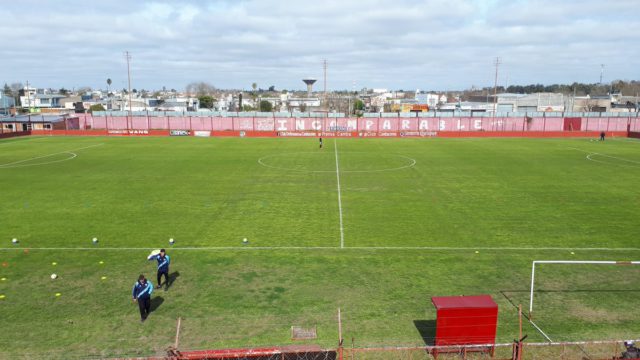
[242,104,254,111]
[77,87,92,95]
[186,82,216,96]
[354,99,364,111]
[3,83,12,96]
[268,85,275,92]
[58,88,69,96]
[252,83,257,92]
[259,100,273,112]
[88,104,105,113]
[198,95,216,109]
[10,82,23,103]
[106,78,112,94]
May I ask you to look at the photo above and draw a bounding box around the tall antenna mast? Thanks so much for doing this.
[124,51,133,123]
[493,57,501,114]
[323,59,327,101]
[600,64,605,84]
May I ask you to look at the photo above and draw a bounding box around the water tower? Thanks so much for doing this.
[302,78,316,98]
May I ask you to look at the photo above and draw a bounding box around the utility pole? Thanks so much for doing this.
[599,64,604,84]
[323,59,327,108]
[26,80,31,130]
[124,51,133,130]
[493,57,501,114]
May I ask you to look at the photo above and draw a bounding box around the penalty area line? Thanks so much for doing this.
[334,138,345,249]
[1,246,640,251]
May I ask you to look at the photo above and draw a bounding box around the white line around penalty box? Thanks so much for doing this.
[2,246,640,251]
[334,139,345,249]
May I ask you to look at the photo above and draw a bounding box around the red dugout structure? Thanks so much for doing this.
[431,295,498,357]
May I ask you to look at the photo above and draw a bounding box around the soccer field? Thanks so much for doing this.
[0,135,639,359]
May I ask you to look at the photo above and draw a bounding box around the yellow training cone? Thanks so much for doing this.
[52,262,57,266]
[1,278,6,281]
[99,261,104,265]
[55,293,61,297]
[101,276,107,280]
[0,295,5,299]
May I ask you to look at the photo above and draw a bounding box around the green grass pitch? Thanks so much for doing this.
[0,135,639,359]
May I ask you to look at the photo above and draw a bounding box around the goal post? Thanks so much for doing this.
[529,260,640,318]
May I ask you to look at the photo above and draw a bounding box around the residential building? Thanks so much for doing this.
[0,92,15,115]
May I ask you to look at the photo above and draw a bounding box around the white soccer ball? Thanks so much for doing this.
[169,238,175,244]
[50,274,58,280]
[242,238,248,244]
[92,237,98,244]
[12,238,18,244]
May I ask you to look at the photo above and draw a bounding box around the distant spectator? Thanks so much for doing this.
[600,131,606,141]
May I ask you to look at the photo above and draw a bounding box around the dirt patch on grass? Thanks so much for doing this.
[567,301,625,324]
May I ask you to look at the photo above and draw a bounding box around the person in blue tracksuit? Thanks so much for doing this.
[148,248,170,290]
[132,274,153,322]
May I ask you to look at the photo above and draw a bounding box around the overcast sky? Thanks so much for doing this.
[0,0,638,92]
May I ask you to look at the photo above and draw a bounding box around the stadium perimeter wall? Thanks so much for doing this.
[0,130,31,139]
[30,129,630,138]
[21,114,640,138]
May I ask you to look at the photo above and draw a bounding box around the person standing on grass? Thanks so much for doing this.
[132,274,153,322]
[148,248,170,290]
[600,131,606,141]
[319,137,323,149]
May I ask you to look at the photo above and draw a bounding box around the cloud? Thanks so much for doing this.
[0,0,637,91]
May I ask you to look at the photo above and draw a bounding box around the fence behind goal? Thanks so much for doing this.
[125,340,638,360]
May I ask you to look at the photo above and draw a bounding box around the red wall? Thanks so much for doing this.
[29,129,630,139]
[0,131,31,139]
[76,114,640,133]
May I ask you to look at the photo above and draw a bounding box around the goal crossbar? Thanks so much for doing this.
[529,260,640,316]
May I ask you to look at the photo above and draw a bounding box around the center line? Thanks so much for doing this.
[334,139,345,248]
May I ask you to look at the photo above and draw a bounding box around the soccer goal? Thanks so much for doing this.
[529,260,640,318]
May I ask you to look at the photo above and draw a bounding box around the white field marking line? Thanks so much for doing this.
[335,139,345,249]
[585,154,640,168]
[0,152,77,168]
[567,147,640,168]
[2,246,640,251]
[0,143,104,167]
[611,137,640,143]
[257,152,416,173]
[0,136,51,146]
[527,318,553,342]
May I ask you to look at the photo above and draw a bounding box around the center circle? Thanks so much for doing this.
[258,152,416,173]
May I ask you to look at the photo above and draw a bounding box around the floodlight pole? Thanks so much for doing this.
[529,260,640,318]
[125,51,132,131]
[493,57,500,116]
